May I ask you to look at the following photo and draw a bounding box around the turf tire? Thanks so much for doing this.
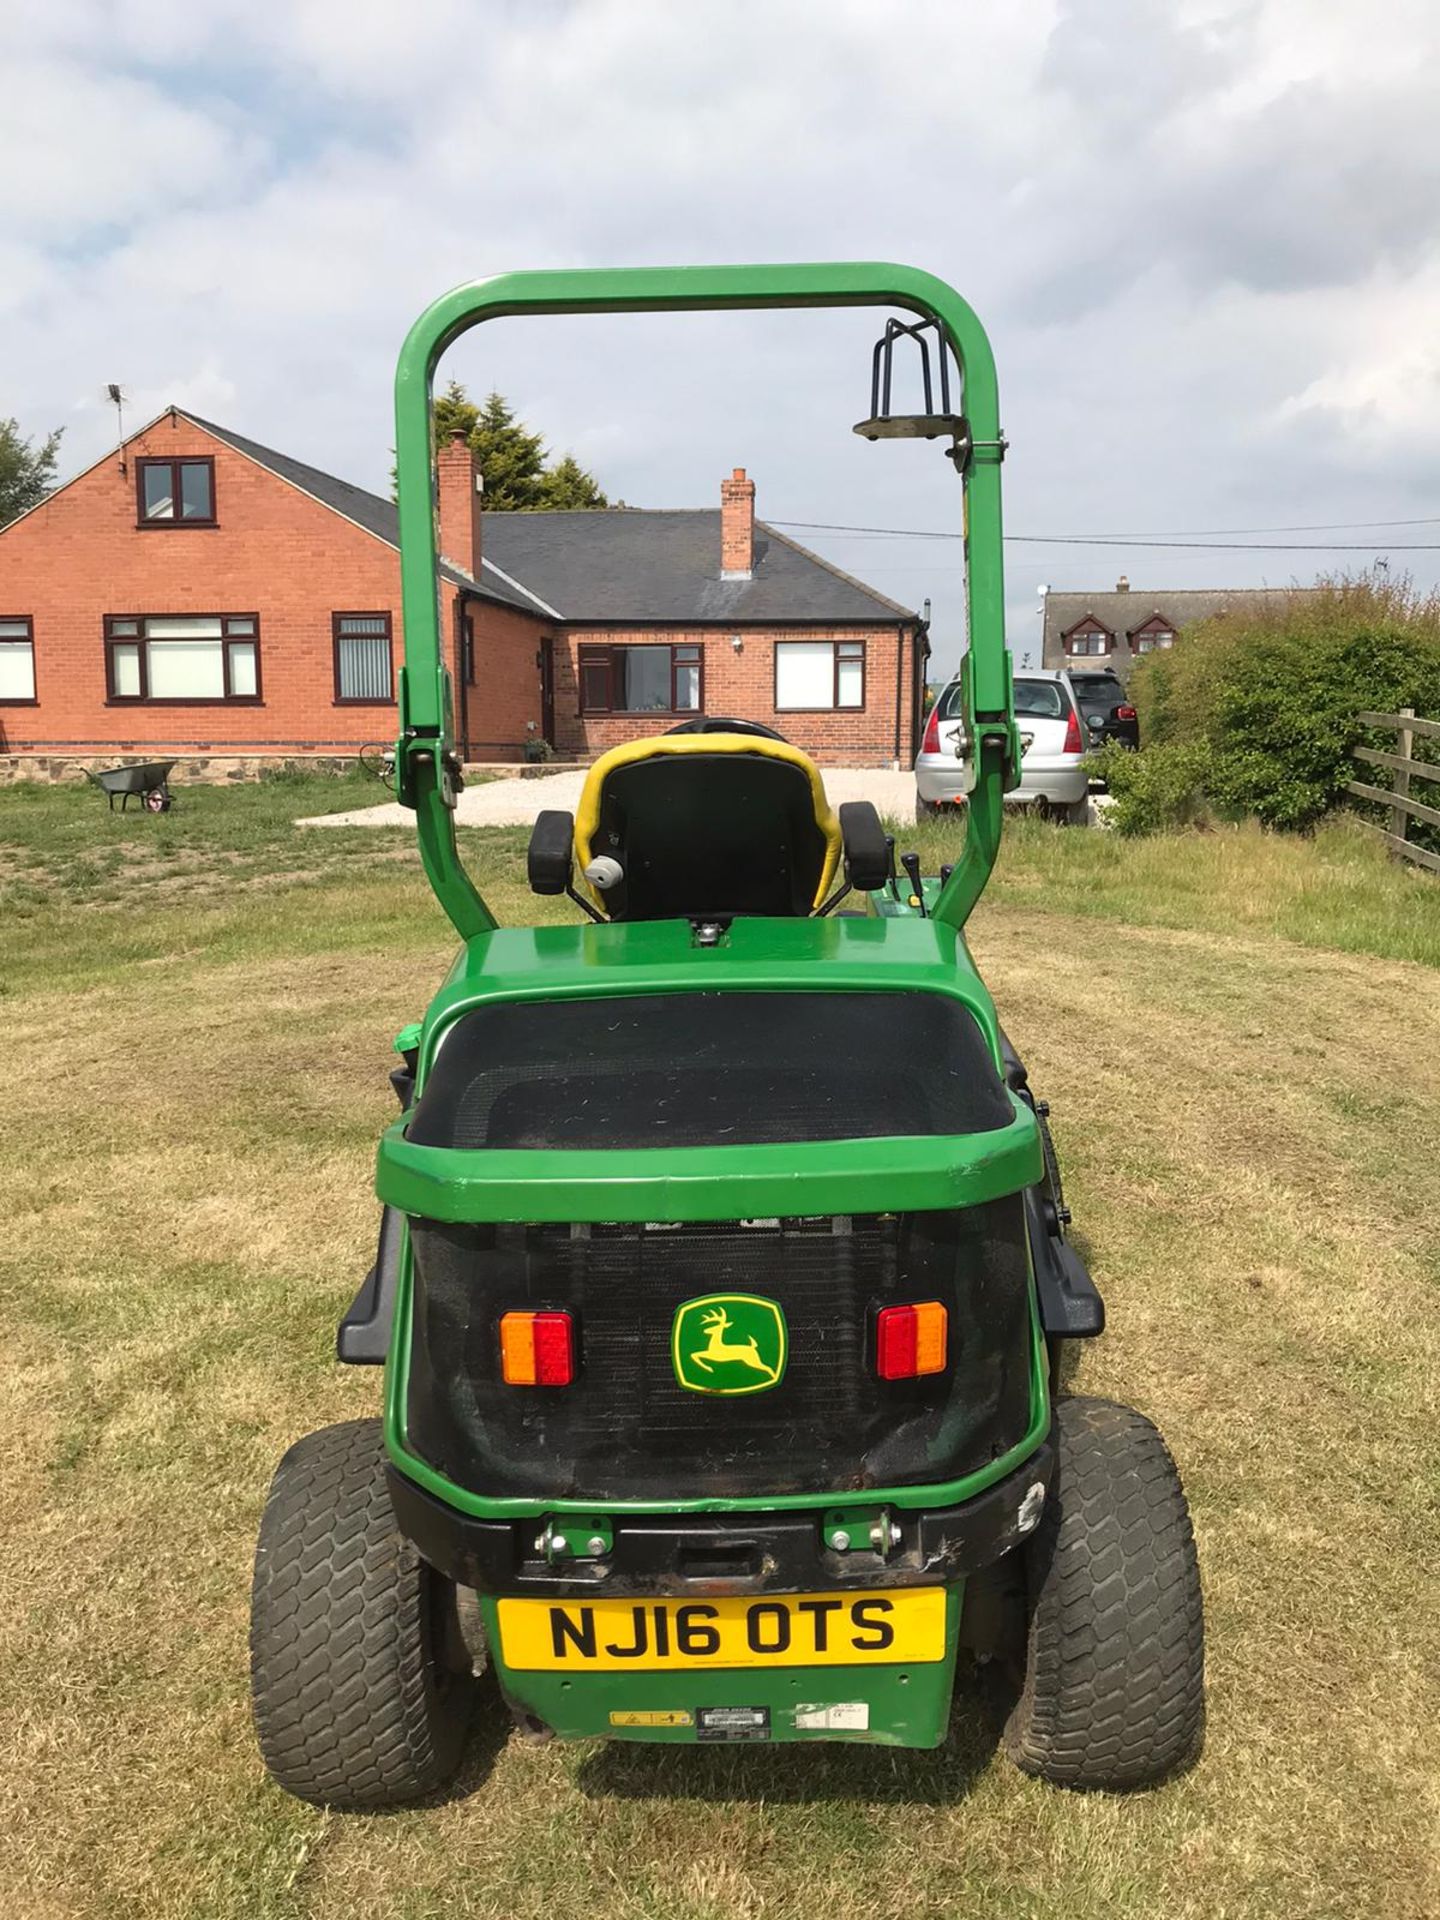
[1004,1396,1204,1791]
[250,1419,475,1809]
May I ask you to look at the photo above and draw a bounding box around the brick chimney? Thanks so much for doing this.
[1116,574,1130,592]
[436,429,483,580]
[720,466,755,579]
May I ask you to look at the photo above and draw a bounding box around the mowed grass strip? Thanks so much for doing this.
[1,776,1438,1920]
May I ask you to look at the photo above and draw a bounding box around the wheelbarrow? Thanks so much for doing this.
[86,760,177,813]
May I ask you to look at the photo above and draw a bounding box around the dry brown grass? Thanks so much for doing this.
[1,803,1438,1919]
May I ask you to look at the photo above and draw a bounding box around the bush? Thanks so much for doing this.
[1088,741,1213,836]
[1129,575,1440,831]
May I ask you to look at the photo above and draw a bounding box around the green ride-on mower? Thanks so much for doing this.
[249,265,1204,1806]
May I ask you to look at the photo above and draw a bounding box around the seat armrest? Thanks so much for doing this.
[838,801,890,892]
[527,809,575,895]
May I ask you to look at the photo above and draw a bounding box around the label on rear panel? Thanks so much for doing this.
[696,1705,770,1743]
[794,1701,869,1731]
[609,1710,694,1728]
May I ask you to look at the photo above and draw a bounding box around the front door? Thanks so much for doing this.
[539,636,556,747]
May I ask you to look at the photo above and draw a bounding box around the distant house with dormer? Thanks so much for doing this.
[1040,578,1313,679]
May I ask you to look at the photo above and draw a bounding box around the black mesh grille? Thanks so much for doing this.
[406,1200,1033,1502]
[407,991,1013,1151]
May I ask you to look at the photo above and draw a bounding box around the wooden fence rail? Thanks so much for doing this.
[1348,708,1440,876]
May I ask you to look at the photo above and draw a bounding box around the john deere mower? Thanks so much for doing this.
[249,265,1204,1805]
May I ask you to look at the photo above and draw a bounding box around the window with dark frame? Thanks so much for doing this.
[577,643,703,714]
[333,612,394,703]
[105,615,260,702]
[0,617,36,702]
[1065,625,1112,658]
[1131,619,1176,656]
[136,457,216,526]
[774,639,865,711]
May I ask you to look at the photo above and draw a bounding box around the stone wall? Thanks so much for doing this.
[0,753,364,786]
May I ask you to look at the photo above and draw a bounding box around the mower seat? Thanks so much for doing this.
[573,731,843,920]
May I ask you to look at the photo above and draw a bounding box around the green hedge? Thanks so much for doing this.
[1128,576,1440,830]
[1087,741,1212,836]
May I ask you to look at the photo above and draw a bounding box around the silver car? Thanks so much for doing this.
[915,669,1090,822]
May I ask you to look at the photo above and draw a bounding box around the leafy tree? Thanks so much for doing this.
[535,451,608,510]
[429,382,607,510]
[0,417,63,528]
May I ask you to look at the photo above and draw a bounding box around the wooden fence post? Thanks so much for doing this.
[1390,707,1414,857]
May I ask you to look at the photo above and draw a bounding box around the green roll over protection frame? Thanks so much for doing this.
[379,265,1038,1747]
[389,263,1020,939]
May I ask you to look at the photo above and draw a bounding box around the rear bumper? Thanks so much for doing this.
[1013,754,1088,805]
[484,1597,964,1746]
[916,752,1089,807]
[914,752,968,804]
[386,1439,1054,1601]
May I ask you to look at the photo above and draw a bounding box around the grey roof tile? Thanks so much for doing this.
[480,510,913,623]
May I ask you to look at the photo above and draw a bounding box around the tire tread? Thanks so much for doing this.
[1004,1395,1205,1790]
[250,1419,472,1809]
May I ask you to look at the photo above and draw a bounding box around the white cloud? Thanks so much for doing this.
[2,0,1437,667]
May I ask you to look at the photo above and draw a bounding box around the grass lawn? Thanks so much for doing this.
[2,774,1438,1920]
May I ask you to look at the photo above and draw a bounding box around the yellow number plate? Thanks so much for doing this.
[496,1587,947,1672]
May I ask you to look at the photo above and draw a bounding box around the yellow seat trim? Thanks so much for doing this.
[574,732,843,914]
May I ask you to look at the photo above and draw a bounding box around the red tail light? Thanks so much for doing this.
[499,1310,575,1386]
[922,705,941,754]
[1063,706,1082,754]
[1116,704,1137,721]
[875,1301,949,1380]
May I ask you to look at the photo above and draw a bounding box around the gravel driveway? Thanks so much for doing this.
[301,764,922,828]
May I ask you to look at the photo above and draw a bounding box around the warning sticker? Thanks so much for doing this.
[609,1710,693,1728]
[696,1705,771,1743]
[793,1701,870,1732]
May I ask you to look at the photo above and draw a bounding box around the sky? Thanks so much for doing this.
[4,0,1440,674]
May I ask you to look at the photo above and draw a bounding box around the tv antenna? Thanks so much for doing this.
[107,384,127,469]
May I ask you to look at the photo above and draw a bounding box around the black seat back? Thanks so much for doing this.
[583,746,835,920]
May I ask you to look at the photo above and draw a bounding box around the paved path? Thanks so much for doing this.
[300,765,922,828]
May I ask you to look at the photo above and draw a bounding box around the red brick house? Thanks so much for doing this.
[0,408,925,777]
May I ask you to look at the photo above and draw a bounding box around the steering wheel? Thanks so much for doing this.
[665,716,788,741]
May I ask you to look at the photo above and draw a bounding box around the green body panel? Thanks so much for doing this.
[376,912,1052,1516]
[480,1587,962,1748]
[377,1109,1039,1225]
[382,1214,1050,1518]
[389,261,1017,938]
[405,911,1005,1078]
[374,914,1041,1225]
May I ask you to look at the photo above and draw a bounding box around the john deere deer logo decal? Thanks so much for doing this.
[671,1294,788,1396]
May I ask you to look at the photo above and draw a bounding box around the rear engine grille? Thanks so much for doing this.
[406,1200,1033,1503]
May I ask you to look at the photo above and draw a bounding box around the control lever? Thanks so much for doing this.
[884,833,900,900]
[939,863,954,887]
[899,851,927,915]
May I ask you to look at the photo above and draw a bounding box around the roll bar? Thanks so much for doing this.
[391,262,1017,938]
